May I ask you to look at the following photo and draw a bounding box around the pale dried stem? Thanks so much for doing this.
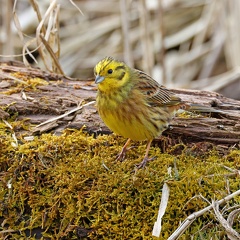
[168,189,240,240]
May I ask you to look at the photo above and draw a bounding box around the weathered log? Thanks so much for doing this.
[0,62,239,150]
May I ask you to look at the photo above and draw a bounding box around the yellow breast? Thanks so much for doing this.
[99,109,152,141]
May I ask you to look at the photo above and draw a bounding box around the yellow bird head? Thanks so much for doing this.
[94,57,131,92]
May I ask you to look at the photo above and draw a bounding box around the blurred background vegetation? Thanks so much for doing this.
[0,0,239,99]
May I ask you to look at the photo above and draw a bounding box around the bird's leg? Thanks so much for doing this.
[136,140,155,168]
[116,138,131,162]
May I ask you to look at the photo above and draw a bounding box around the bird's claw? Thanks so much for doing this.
[116,146,136,162]
[135,156,156,169]
[116,151,126,162]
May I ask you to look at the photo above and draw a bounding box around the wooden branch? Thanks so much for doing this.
[0,62,239,150]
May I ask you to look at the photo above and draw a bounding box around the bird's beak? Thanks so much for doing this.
[95,75,105,84]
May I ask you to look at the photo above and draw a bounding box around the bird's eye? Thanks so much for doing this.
[108,69,113,74]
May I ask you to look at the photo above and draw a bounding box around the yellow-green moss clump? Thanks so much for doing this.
[0,73,49,95]
[0,122,239,239]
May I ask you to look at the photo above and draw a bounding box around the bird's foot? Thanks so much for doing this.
[116,149,126,162]
[135,156,156,169]
[116,146,135,162]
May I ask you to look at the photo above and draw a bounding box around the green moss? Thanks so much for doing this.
[0,74,49,95]
[0,122,239,239]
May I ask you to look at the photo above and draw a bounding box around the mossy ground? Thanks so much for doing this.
[0,120,239,239]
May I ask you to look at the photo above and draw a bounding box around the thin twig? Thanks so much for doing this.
[212,200,240,240]
[35,101,95,128]
[168,189,240,240]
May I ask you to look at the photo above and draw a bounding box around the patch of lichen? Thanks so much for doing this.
[1,73,48,95]
[0,123,239,239]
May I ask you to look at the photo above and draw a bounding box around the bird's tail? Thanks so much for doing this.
[181,103,222,113]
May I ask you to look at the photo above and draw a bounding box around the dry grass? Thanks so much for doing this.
[0,0,240,98]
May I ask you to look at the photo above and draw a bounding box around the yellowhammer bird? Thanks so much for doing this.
[94,56,211,168]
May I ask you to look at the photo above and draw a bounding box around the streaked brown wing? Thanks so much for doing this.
[135,70,182,106]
